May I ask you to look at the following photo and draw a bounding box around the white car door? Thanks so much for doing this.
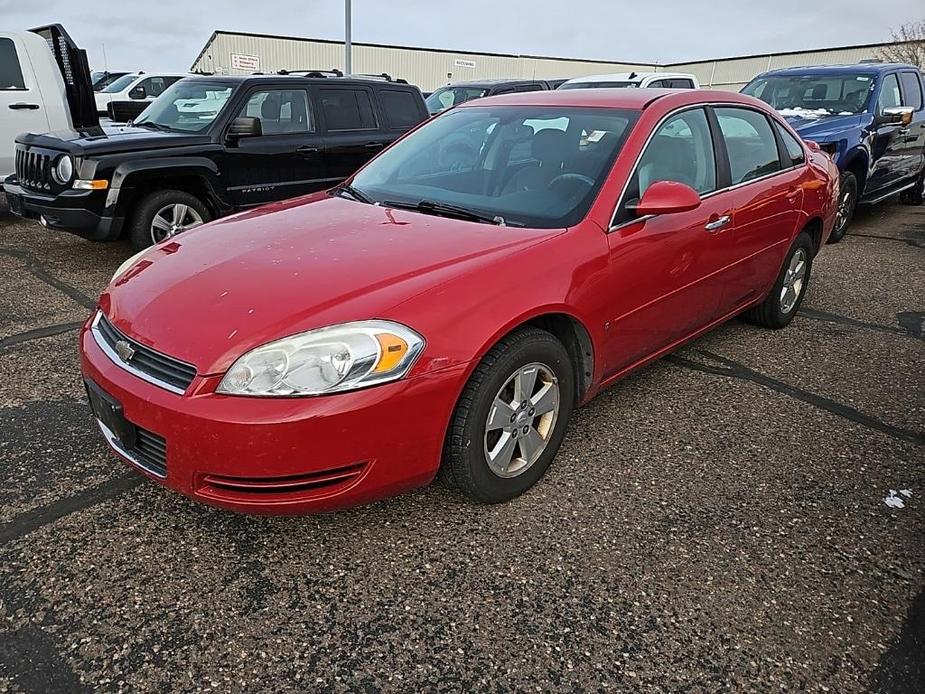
[0,33,52,176]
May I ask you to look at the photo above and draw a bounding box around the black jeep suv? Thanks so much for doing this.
[3,73,428,249]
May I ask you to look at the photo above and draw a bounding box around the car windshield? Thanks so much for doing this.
[426,87,490,113]
[134,81,235,133]
[101,74,139,93]
[350,105,638,228]
[559,81,638,90]
[742,74,875,116]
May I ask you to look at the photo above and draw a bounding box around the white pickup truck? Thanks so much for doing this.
[0,25,98,179]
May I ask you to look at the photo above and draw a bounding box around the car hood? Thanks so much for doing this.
[781,112,865,141]
[102,195,564,374]
[16,125,210,155]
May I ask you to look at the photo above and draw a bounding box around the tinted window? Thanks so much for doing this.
[775,122,805,165]
[513,83,543,93]
[877,74,902,112]
[320,88,377,131]
[379,89,421,129]
[648,80,669,88]
[138,76,172,98]
[636,108,716,196]
[239,89,314,134]
[670,79,695,89]
[715,107,782,184]
[0,38,26,90]
[900,71,923,110]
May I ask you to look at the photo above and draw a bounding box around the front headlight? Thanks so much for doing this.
[111,248,149,283]
[52,154,74,184]
[217,321,425,397]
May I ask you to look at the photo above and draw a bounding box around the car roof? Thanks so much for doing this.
[457,87,762,111]
[759,62,919,77]
[439,79,544,88]
[180,74,416,87]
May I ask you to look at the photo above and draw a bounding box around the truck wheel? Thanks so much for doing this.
[900,165,925,206]
[743,232,814,330]
[129,190,211,250]
[828,172,857,244]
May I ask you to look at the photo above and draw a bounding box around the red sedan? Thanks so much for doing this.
[80,89,838,514]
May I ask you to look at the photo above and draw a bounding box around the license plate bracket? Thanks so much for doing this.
[85,379,137,449]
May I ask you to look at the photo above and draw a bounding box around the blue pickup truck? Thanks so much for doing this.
[742,63,925,241]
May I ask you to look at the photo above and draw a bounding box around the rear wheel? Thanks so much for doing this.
[441,328,575,504]
[900,164,925,206]
[828,171,857,244]
[129,190,211,250]
[743,232,814,330]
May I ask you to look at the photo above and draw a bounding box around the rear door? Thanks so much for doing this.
[0,35,51,175]
[867,72,908,193]
[318,85,391,182]
[223,86,329,207]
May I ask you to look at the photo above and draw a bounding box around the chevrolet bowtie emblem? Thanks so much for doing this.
[114,340,136,363]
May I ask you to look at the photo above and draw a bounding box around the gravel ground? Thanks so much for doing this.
[0,199,922,693]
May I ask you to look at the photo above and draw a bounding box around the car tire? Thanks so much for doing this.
[441,327,575,504]
[743,231,814,330]
[827,171,857,244]
[899,165,925,206]
[129,190,211,251]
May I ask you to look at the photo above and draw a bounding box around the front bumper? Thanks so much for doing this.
[79,318,467,515]
[3,178,123,241]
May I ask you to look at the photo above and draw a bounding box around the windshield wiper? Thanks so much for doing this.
[335,183,374,204]
[135,121,172,133]
[382,199,506,226]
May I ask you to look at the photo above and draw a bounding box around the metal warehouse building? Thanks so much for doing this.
[190,30,902,92]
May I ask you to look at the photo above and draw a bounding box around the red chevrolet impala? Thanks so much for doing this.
[80,89,838,514]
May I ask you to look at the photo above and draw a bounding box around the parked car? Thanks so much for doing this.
[94,71,188,117]
[80,88,838,515]
[426,79,555,114]
[0,24,98,178]
[559,72,700,90]
[3,73,428,249]
[91,70,130,91]
[742,62,925,240]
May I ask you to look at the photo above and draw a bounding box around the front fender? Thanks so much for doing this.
[106,157,229,218]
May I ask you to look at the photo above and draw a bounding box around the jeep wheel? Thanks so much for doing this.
[900,165,925,206]
[828,172,857,244]
[129,190,211,250]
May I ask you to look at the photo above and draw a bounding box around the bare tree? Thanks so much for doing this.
[878,20,925,69]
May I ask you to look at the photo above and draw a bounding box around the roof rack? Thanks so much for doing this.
[277,68,344,77]
[354,72,408,84]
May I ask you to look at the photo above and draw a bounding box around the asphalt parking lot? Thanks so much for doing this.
[0,199,922,692]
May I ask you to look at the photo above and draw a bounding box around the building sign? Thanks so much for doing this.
[454,58,476,69]
[231,53,260,71]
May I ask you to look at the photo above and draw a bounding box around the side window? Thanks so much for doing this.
[636,108,717,196]
[238,89,314,135]
[900,72,924,111]
[715,107,782,184]
[513,83,543,93]
[774,122,805,166]
[671,79,695,89]
[320,88,377,131]
[379,89,421,130]
[647,80,668,88]
[0,38,26,90]
[877,74,902,113]
[138,77,169,98]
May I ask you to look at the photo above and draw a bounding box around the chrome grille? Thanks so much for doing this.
[92,312,197,394]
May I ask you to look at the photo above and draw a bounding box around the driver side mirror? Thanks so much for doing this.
[129,86,147,100]
[631,180,701,216]
[226,116,263,142]
[875,106,913,127]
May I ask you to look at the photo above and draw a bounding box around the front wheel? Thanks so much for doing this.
[828,171,857,244]
[129,190,211,251]
[900,165,925,206]
[743,232,814,330]
[441,328,575,504]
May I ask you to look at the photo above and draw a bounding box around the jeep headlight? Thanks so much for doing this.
[52,154,74,185]
[217,321,425,397]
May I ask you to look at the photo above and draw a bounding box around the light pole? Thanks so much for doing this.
[345,0,352,75]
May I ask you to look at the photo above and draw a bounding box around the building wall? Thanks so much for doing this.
[191,31,896,92]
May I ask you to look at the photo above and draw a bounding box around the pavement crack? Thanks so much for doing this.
[0,472,143,546]
[666,350,924,446]
[0,321,85,355]
[798,307,923,340]
[0,247,95,310]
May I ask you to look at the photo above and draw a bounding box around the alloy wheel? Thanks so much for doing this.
[483,362,560,478]
[779,247,807,314]
[150,203,204,244]
[833,184,854,235]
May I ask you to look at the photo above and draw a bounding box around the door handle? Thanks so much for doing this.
[296,145,320,155]
[8,103,40,110]
[785,186,801,201]
[704,215,732,232]
[364,142,384,150]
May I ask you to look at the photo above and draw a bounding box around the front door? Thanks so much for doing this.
[317,86,391,183]
[604,107,734,374]
[223,87,330,208]
[0,35,51,175]
[867,73,908,194]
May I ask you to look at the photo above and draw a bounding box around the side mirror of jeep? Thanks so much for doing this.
[227,116,262,140]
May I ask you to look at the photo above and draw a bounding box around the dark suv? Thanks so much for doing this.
[4,73,428,249]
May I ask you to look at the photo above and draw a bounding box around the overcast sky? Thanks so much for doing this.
[2,0,918,72]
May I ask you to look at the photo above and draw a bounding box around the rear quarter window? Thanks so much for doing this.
[0,38,26,90]
[320,88,378,131]
[379,89,422,130]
